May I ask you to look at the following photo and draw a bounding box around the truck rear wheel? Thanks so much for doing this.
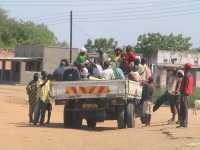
[72,111,82,129]
[126,102,135,128]
[117,107,126,129]
[64,106,72,128]
[87,119,96,128]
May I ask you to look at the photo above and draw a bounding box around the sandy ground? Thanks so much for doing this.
[0,85,200,150]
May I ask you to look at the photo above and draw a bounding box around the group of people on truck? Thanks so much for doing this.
[26,45,194,128]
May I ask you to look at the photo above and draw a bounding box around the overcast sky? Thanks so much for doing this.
[1,0,200,48]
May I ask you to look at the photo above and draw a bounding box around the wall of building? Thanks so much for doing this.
[16,45,44,57]
[42,47,79,73]
[20,61,39,84]
[157,50,200,65]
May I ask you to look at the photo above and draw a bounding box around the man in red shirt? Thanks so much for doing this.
[125,45,137,65]
[179,63,193,128]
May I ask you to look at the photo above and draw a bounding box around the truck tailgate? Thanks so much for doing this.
[51,80,127,100]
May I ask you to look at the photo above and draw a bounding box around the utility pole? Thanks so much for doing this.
[69,10,73,63]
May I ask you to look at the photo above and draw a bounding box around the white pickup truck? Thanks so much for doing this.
[52,80,143,129]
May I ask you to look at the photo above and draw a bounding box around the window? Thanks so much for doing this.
[25,61,42,72]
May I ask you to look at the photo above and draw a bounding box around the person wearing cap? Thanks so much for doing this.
[26,73,39,123]
[178,63,194,128]
[76,47,88,64]
[141,77,154,126]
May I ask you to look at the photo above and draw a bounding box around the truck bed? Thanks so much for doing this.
[51,80,142,101]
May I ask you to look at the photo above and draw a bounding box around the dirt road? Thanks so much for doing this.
[0,85,200,150]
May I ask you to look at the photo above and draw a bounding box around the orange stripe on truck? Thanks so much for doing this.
[66,87,77,95]
[79,86,110,94]
[66,86,110,95]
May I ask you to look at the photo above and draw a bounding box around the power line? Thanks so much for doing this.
[25,2,200,23]
[1,0,200,7]
[12,0,200,22]
[74,9,200,23]
[73,5,200,20]
[33,6,200,24]
[73,23,94,39]
[40,8,200,26]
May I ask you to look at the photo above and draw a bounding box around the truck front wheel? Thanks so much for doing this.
[126,102,135,128]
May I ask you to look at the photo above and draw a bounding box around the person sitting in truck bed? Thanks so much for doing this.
[76,47,88,65]
[101,61,115,80]
[92,59,103,78]
[53,59,68,81]
[128,61,142,82]
[111,62,125,80]
[79,63,89,79]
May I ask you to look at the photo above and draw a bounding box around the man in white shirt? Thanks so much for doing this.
[93,60,103,78]
[101,62,115,80]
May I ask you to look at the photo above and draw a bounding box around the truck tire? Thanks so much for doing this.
[87,119,96,128]
[126,102,135,128]
[117,107,126,129]
[64,106,72,128]
[72,111,82,129]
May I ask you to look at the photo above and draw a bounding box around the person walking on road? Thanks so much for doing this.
[26,73,39,123]
[178,63,193,128]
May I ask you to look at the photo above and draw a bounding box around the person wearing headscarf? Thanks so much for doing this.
[76,47,88,64]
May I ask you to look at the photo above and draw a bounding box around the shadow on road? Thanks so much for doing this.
[9,122,117,132]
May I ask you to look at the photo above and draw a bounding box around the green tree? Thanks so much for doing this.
[84,38,118,52]
[0,7,57,49]
[135,33,192,56]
